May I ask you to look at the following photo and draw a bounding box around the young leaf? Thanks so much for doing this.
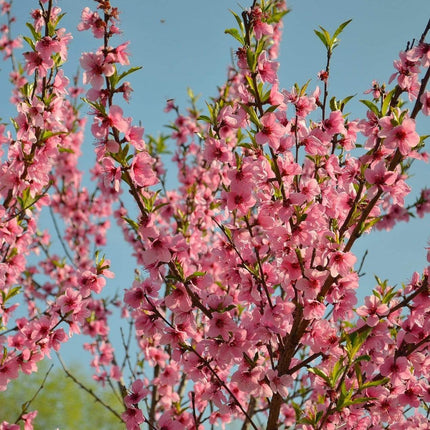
[360,99,380,116]
[314,29,329,50]
[225,28,244,45]
[333,19,352,40]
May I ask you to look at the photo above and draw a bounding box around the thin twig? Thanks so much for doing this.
[14,363,54,424]
[56,353,124,423]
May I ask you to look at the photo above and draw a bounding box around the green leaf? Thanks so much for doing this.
[198,115,211,123]
[229,9,245,33]
[308,367,331,386]
[344,326,372,360]
[330,96,338,111]
[4,286,21,302]
[344,396,374,407]
[360,99,380,116]
[333,19,352,40]
[122,217,139,231]
[240,103,260,128]
[246,48,256,71]
[340,94,356,111]
[117,66,142,83]
[23,36,36,50]
[1,346,7,365]
[353,354,371,363]
[25,22,40,41]
[360,377,390,389]
[224,28,244,45]
[314,29,329,49]
[317,26,332,48]
[185,271,206,283]
[381,89,395,116]
[381,88,395,115]
[53,12,67,28]
[81,98,106,115]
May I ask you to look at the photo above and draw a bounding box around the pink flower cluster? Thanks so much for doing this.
[0,0,429,429]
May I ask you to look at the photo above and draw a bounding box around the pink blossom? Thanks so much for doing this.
[122,407,144,430]
[35,36,61,60]
[329,251,356,277]
[22,411,37,430]
[112,42,130,65]
[257,51,278,83]
[79,270,106,295]
[364,161,398,190]
[125,126,145,150]
[57,288,83,316]
[101,157,121,192]
[379,116,420,155]
[303,299,326,320]
[255,112,286,150]
[231,365,264,394]
[225,185,256,215]
[23,51,53,77]
[251,7,273,40]
[266,369,291,397]
[77,7,105,38]
[53,69,69,95]
[107,105,130,134]
[142,236,172,266]
[356,295,389,327]
[420,91,430,116]
[124,379,149,408]
[0,423,19,430]
[203,137,231,163]
[323,110,346,136]
[380,356,411,385]
[129,151,158,188]
[80,51,115,90]
[207,312,236,340]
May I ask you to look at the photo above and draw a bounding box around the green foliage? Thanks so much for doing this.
[314,19,352,54]
[0,360,123,429]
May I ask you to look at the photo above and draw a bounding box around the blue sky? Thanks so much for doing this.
[3,0,429,362]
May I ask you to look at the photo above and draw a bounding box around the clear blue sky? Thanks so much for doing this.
[4,1,429,362]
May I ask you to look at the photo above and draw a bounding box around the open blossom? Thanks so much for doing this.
[77,7,105,38]
[379,116,420,155]
[80,51,115,90]
[251,7,273,40]
[112,41,130,65]
[356,295,389,326]
[329,251,356,277]
[142,236,172,266]
[257,51,278,83]
[79,270,106,295]
[122,407,144,430]
[380,356,411,385]
[207,312,236,340]
[255,112,286,149]
[101,157,121,191]
[364,161,398,190]
[129,151,158,188]
[420,91,430,116]
[225,185,256,215]
[107,105,130,134]
[56,288,83,315]
[23,51,53,77]
[124,379,149,408]
[203,137,232,163]
[35,36,61,60]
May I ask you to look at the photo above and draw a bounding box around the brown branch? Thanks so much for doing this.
[14,363,54,424]
[56,353,124,423]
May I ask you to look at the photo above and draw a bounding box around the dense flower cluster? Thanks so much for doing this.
[0,0,429,429]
